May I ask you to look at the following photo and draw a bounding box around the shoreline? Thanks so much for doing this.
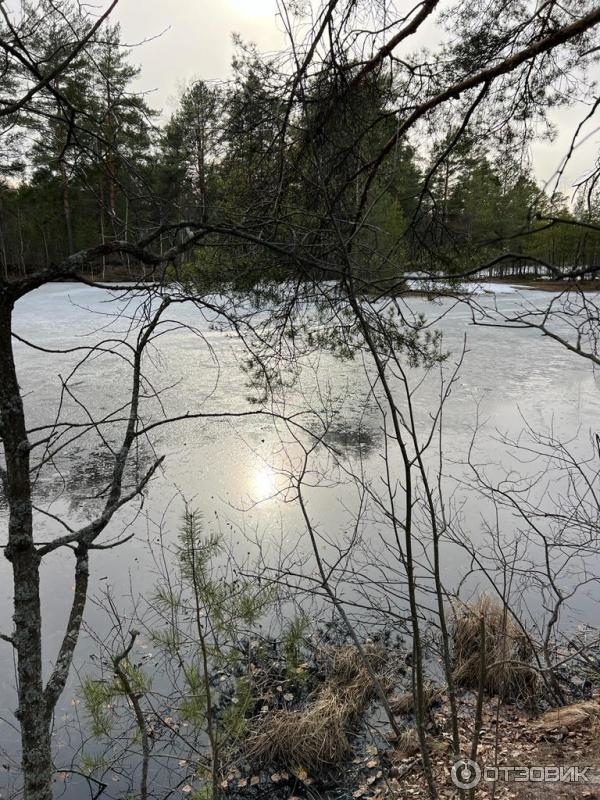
[6,270,600,295]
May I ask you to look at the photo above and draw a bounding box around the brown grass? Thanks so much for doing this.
[389,684,441,716]
[530,698,600,735]
[450,596,538,702]
[246,644,385,775]
[394,726,420,757]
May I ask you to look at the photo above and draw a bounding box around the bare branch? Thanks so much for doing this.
[43,546,89,715]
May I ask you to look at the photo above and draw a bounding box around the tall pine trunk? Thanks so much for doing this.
[100,182,107,280]
[60,162,75,256]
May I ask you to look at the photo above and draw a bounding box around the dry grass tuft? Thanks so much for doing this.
[390,728,449,762]
[246,644,385,775]
[245,687,352,771]
[327,643,386,681]
[389,684,441,716]
[530,699,600,735]
[394,726,420,757]
[450,595,538,702]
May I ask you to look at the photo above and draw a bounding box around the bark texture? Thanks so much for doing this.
[0,296,53,800]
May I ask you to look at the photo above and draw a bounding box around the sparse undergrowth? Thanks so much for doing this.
[450,596,539,703]
[79,591,600,800]
[215,599,600,800]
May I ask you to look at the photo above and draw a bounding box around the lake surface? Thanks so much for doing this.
[1,282,599,795]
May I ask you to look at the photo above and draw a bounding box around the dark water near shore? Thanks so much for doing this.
[0,282,599,795]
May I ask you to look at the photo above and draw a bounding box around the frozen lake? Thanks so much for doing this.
[0,281,599,794]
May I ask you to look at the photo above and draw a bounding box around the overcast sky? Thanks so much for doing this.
[114,0,285,108]
[113,1,598,196]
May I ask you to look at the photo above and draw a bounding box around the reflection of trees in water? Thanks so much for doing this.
[30,445,154,517]
[320,419,380,457]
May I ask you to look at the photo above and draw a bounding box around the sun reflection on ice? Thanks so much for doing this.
[252,466,278,501]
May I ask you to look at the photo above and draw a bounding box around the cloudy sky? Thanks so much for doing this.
[112,1,599,195]
[114,0,285,108]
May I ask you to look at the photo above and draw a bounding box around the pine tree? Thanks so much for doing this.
[162,81,222,221]
[88,23,155,265]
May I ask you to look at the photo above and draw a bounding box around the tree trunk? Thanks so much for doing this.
[100,182,106,280]
[196,127,207,220]
[107,150,117,222]
[0,298,53,800]
[0,196,8,280]
[60,162,74,256]
[12,553,53,800]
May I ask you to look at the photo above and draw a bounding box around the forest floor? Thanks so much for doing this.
[370,691,600,800]
[220,690,600,800]
[217,632,600,800]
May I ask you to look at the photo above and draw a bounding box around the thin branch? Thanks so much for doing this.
[357,6,600,210]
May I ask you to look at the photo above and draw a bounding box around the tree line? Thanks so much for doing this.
[2,10,600,284]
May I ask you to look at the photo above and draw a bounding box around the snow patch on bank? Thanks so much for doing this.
[406,278,519,295]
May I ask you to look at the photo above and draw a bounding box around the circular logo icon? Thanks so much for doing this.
[451,759,482,789]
